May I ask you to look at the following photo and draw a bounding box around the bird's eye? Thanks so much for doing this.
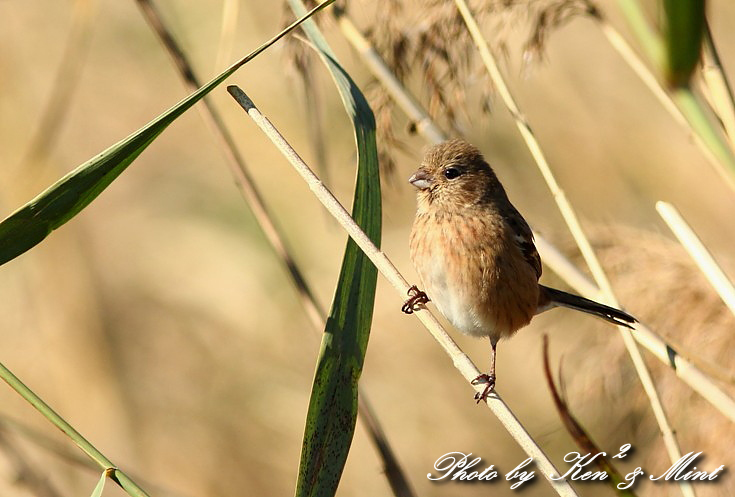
[444,167,461,180]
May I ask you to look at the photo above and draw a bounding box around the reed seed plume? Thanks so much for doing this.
[358,0,600,170]
[281,0,599,176]
[560,225,734,496]
[524,0,599,62]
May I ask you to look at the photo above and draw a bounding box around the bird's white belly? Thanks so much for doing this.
[421,257,490,338]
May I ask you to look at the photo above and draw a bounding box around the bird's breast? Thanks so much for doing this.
[409,210,538,339]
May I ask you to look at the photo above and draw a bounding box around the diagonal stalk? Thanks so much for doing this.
[0,424,65,497]
[0,361,149,497]
[213,0,239,72]
[656,202,735,321]
[17,0,97,174]
[333,9,446,145]
[0,414,199,497]
[701,21,735,146]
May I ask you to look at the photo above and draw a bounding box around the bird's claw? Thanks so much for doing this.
[472,373,496,403]
[401,285,430,314]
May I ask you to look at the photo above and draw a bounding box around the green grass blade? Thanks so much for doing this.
[90,469,112,497]
[0,0,334,267]
[664,0,706,88]
[286,2,381,496]
[0,361,149,497]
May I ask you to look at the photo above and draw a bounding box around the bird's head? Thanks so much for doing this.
[409,139,506,212]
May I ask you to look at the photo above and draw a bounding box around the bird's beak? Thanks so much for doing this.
[408,169,432,190]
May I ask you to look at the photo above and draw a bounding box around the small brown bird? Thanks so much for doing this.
[404,139,636,402]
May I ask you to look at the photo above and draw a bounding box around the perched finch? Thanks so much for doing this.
[404,139,636,402]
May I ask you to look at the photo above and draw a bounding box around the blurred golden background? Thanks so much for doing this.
[1,1,734,496]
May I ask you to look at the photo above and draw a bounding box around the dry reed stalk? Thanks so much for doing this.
[282,31,332,191]
[17,0,96,174]
[334,7,735,423]
[214,0,239,72]
[0,425,65,497]
[701,21,735,148]
[134,0,323,332]
[453,4,694,495]
[656,202,735,319]
[335,13,447,144]
[229,85,581,497]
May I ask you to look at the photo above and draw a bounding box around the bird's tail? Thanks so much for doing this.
[539,285,637,329]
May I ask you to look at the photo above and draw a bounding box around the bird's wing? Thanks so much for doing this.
[506,205,542,279]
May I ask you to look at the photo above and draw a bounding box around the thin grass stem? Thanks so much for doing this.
[334,11,446,144]
[701,21,735,146]
[134,0,325,331]
[0,362,149,497]
[614,0,664,66]
[17,0,96,173]
[0,415,198,497]
[214,0,239,72]
[656,201,735,317]
[0,425,65,497]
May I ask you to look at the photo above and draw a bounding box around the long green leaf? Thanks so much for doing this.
[664,0,706,88]
[287,2,381,496]
[90,469,111,497]
[0,0,334,267]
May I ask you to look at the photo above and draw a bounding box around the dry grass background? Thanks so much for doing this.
[0,1,734,496]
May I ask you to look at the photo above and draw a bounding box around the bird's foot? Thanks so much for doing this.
[401,285,430,314]
[471,373,496,403]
